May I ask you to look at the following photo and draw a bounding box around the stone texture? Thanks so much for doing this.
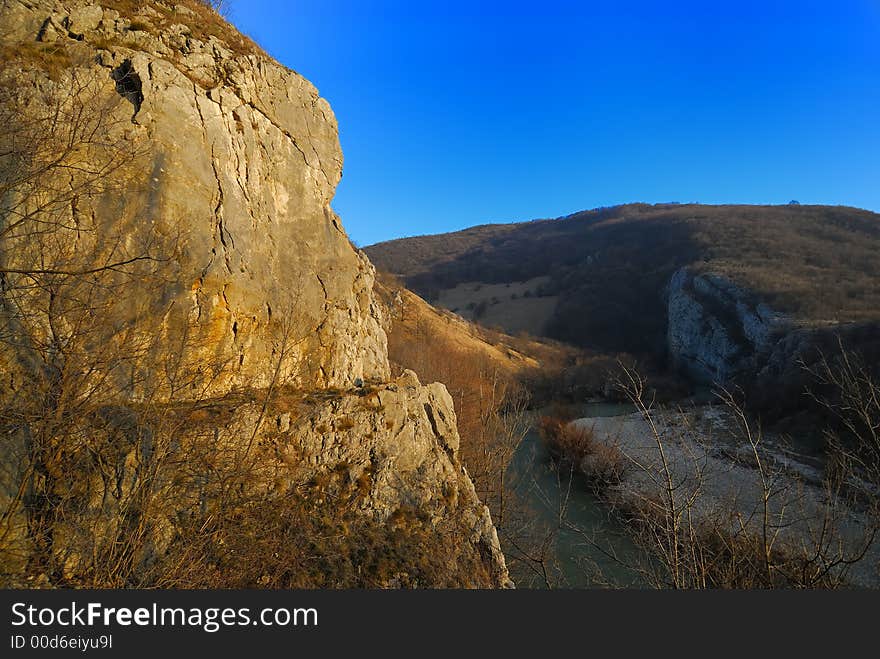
[273,370,510,586]
[666,268,880,418]
[1,0,389,392]
[666,267,789,384]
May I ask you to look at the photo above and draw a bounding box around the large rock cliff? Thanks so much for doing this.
[666,267,790,384]
[2,0,387,392]
[665,267,880,410]
[0,0,509,587]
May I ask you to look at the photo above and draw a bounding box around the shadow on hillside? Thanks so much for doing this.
[405,207,703,358]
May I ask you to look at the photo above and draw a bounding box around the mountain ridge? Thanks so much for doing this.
[365,202,880,338]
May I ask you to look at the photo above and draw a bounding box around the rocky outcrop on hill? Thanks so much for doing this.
[367,203,880,367]
[0,0,508,587]
[283,370,510,586]
[665,267,880,402]
[666,267,790,384]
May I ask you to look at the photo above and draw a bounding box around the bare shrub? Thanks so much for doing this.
[602,364,880,589]
[804,340,880,486]
[538,417,627,493]
[0,62,303,588]
[384,308,530,519]
[153,469,495,589]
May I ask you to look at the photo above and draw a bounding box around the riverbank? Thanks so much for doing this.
[568,404,880,587]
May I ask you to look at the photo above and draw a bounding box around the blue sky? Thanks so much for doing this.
[230,1,880,246]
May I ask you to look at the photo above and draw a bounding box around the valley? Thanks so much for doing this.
[371,204,880,587]
[1,0,877,591]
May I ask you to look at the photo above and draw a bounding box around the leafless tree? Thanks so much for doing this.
[0,60,186,583]
[804,338,880,486]
[599,364,880,588]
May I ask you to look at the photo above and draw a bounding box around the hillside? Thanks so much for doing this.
[366,203,880,386]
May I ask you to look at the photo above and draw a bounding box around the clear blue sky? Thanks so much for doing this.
[229,1,880,246]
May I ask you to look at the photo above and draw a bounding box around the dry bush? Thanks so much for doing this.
[804,341,880,486]
[538,417,627,493]
[81,2,262,61]
[538,417,589,463]
[0,42,79,81]
[0,62,308,588]
[385,310,529,519]
[0,63,172,584]
[0,10,500,589]
[380,283,549,584]
[601,365,880,589]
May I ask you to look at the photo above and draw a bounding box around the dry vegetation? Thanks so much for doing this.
[434,277,558,336]
[102,1,264,59]
[1,382,498,588]
[376,273,537,517]
[377,272,596,582]
[1,1,273,93]
[804,342,880,481]
[538,416,628,494]
[5,0,877,590]
[541,365,880,588]
[156,470,494,589]
[0,41,82,81]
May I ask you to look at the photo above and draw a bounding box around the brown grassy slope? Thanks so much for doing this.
[375,272,580,507]
[376,272,555,376]
[365,204,880,354]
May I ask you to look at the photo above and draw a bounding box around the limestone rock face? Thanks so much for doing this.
[274,370,511,586]
[1,0,389,391]
[0,1,509,587]
[666,267,789,384]
[666,268,880,419]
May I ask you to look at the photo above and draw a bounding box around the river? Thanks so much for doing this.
[505,402,647,588]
